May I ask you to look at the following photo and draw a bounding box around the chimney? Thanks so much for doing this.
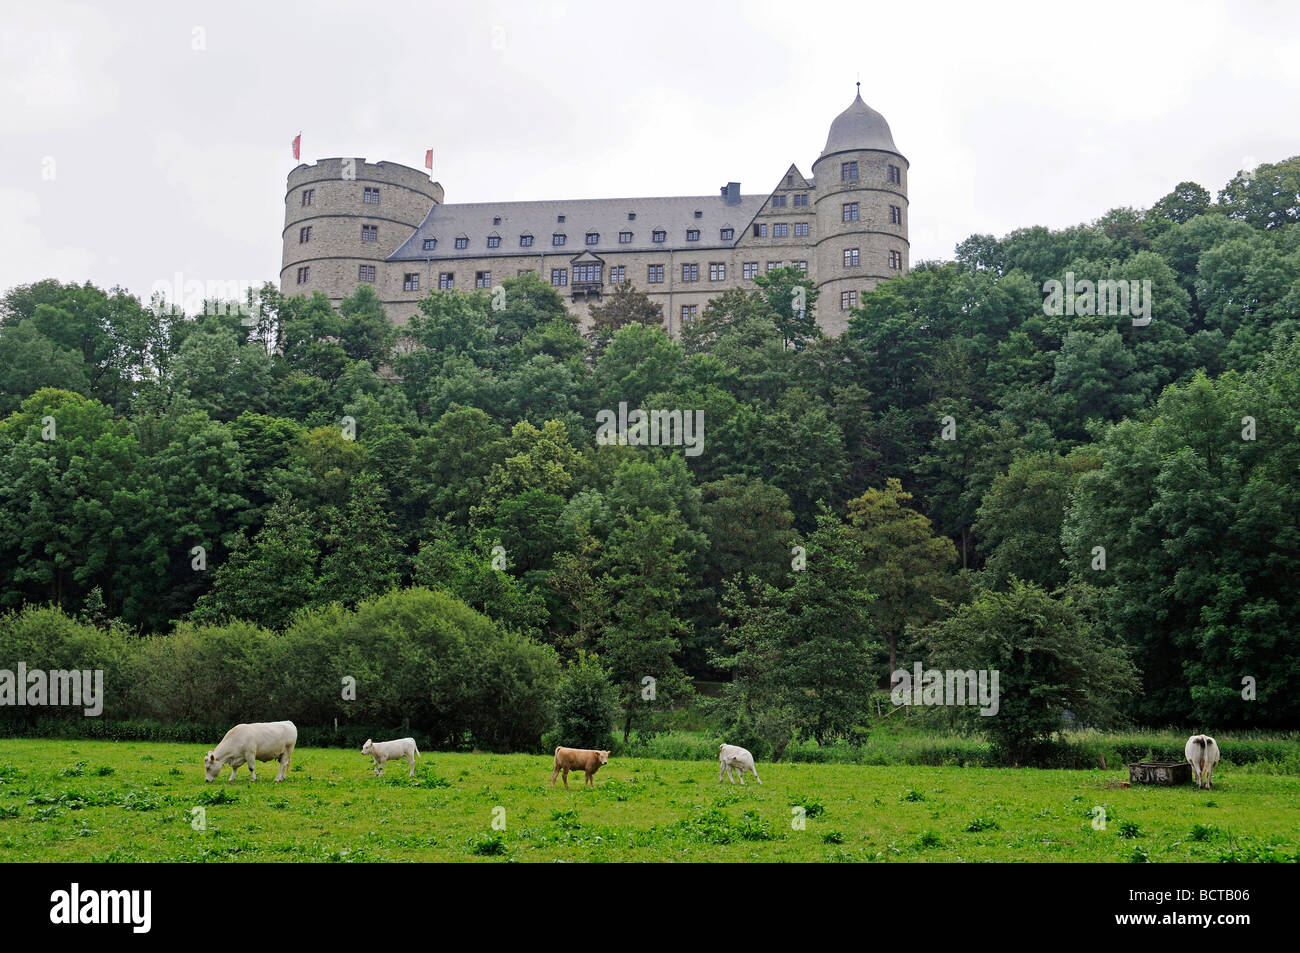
[720,182,742,205]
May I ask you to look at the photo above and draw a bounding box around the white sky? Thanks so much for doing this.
[2,0,1298,303]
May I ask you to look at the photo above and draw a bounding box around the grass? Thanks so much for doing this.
[0,738,1297,862]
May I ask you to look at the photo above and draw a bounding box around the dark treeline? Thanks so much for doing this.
[2,158,1299,757]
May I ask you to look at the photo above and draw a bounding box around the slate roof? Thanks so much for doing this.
[820,91,900,158]
[388,192,768,262]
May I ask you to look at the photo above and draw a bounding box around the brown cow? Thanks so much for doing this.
[551,746,610,789]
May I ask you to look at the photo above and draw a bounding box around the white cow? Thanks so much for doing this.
[718,743,762,785]
[204,721,297,782]
[362,737,420,777]
[1185,733,1221,790]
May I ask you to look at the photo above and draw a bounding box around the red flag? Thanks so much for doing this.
[292,133,301,161]
[424,149,433,171]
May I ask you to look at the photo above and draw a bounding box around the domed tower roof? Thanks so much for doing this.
[819,88,899,158]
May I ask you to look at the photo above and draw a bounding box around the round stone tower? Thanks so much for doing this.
[812,89,908,334]
[280,158,442,311]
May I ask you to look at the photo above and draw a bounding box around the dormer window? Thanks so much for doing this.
[694,210,703,219]
[652,229,666,243]
[619,231,632,243]
[557,214,566,223]
[552,233,566,246]
[493,216,502,225]
[422,238,437,250]
[720,227,734,241]
[628,212,636,221]
[520,233,534,247]
[455,236,468,249]
[487,235,501,248]
[585,232,599,245]
[686,229,700,242]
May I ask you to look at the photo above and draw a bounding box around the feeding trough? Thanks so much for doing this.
[1128,760,1193,786]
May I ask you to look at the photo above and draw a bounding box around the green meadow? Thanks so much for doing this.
[1,739,1297,862]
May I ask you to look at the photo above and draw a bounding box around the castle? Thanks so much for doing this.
[280,89,908,337]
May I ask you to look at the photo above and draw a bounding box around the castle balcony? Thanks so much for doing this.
[571,281,604,301]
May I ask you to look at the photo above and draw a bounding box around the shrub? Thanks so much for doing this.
[549,651,618,750]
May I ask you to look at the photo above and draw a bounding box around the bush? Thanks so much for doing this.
[549,652,618,750]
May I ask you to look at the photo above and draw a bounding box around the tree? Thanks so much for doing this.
[845,479,958,676]
[1144,181,1213,238]
[550,652,619,749]
[974,450,1100,590]
[920,580,1138,765]
[1217,156,1300,230]
[753,265,819,348]
[585,282,663,349]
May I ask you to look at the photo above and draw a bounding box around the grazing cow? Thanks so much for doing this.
[204,721,297,782]
[362,737,420,777]
[718,743,762,785]
[551,747,609,789]
[1185,733,1221,790]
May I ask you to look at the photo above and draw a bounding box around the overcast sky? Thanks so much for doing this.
[3,0,1298,304]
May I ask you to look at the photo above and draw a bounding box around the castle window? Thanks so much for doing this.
[686,229,700,242]
[681,263,699,282]
[455,236,468,249]
[771,194,787,208]
[487,235,501,248]
[842,203,859,222]
[628,212,637,220]
[841,161,858,182]
[720,227,734,241]
[709,262,726,281]
[841,290,858,310]
[794,260,808,272]
[404,273,420,291]
[609,266,626,284]
[476,270,491,288]
[889,250,903,269]
[794,222,810,237]
[296,266,309,284]
[301,189,314,207]
[359,264,376,282]
[844,248,860,267]
[520,234,533,247]
[681,304,698,324]
[422,238,437,250]
[574,263,601,283]
[753,223,768,238]
[766,260,782,271]
[652,229,666,243]
[793,193,809,207]
[557,215,566,223]
[889,164,901,184]
[438,272,455,289]
[362,225,378,242]
[493,216,501,225]
[694,210,703,218]
[743,262,758,280]
[299,226,311,243]
[552,233,566,246]
[586,232,599,245]
[773,223,789,238]
[890,205,902,224]
[517,269,533,277]
[647,264,664,283]
[551,268,568,287]
[619,231,633,244]
[363,186,380,204]
[786,174,794,187]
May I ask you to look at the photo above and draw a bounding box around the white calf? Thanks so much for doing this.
[719,743,762,785]
[1185,734,1220,790]
[362,737,420,777]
